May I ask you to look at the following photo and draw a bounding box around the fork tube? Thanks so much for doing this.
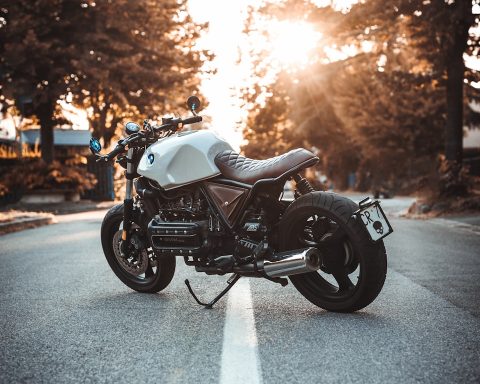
[125,148,134,200]
[122,148,135,249]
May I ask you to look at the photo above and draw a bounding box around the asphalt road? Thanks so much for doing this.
[1,198,479,384]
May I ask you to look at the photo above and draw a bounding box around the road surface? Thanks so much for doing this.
[1,197,479,383]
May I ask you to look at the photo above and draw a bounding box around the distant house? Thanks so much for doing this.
[0,115,17,143]
[1,102,91,159]
[21,128,91,147]
[0,126,91,160]
[464,129,480,176]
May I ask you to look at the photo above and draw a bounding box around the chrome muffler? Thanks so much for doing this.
[259,247,321,277]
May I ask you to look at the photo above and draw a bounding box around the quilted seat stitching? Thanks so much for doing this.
[215,149,308,173]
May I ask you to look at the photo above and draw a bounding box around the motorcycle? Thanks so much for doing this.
[89,96,392,312]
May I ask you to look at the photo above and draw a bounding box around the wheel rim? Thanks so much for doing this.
[111,220,159,284]
[290,212,361,302]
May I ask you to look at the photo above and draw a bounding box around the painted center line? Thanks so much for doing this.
[220,278,262,384]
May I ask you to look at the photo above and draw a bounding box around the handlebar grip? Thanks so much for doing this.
[107,143,125,160]
[182,116,202,125]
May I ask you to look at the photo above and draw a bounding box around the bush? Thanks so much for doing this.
[0,159,97,197]
[437,155,471,197]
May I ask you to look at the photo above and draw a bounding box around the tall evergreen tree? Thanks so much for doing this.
[0,0,205,162]
[0,0,84,163]
[68,0,205,147]
[242,0,479,194]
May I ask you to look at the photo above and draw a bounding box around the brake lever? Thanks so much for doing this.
[116,155,126,164]
[95,155,109,163]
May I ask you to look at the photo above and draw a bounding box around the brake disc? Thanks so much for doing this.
[113,230,149,276]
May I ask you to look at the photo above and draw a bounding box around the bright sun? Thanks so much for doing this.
[268,21,322,69]
[187,0,324,149]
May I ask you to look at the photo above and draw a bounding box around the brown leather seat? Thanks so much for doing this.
[214,149,318,184]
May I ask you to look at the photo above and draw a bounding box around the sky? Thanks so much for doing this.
[188,0,257,150]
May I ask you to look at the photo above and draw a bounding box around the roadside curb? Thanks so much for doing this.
[0,215,56,235]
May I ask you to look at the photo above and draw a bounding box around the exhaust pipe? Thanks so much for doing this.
[259,247,321,277]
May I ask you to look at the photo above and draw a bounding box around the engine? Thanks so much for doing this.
[148,220,206,256]
[233,212,267,263]
[143,181,268,270]
[145,186,228,259]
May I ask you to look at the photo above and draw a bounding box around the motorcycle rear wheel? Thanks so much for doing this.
[101,204,176,293]
[280,192,387,312]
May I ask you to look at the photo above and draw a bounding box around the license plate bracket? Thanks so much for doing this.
[355,198,393,242]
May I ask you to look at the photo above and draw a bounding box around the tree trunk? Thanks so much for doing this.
[37,100,55,164]
[444,1,471,164]
[445,44,465,163]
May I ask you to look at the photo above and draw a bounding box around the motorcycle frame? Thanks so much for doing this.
[200,154,317,231]
[121,143,318,240]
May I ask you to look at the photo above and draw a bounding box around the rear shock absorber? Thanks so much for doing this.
[293,174,315,195]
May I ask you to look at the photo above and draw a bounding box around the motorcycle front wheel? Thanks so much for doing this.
[280,192,387,312]
[101,204,176,293]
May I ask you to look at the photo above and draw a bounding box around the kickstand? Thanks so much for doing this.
[185,274,241,309]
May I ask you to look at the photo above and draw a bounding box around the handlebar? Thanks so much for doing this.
[152,115,202,131]
[96,115,202,162]
[96,143,125,162]
[181,116,202,125]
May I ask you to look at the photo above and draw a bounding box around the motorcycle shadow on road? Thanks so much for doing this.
[259,302,389,323]
[252,287,394,329]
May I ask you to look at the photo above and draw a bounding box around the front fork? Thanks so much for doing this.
[121,148,135,254]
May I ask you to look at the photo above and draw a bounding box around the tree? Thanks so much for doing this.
[243,73,292,159]
[68,0,206,147]
[241,0,479,194]
[338,0,479,193]
[0,0,206,162]
[0,1,85,163]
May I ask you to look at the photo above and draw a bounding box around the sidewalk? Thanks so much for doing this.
[0,200,118,235]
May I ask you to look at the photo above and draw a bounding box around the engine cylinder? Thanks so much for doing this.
[147,219,207,256]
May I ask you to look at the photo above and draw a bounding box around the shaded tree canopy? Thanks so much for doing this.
[0,0,206,162]
[241,0,480,194]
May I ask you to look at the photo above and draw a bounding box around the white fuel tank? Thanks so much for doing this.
[137,130,233,190]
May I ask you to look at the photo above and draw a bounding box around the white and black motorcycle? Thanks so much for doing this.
[90,96,392,312]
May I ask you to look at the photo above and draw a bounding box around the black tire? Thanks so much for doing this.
[101,204,176,293]
[279,192,387,312]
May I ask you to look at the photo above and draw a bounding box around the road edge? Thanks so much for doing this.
[0,215,56,235]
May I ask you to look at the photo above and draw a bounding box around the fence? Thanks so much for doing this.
[84,156,115,201]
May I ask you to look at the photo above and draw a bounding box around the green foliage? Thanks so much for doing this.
[243,74,292,159]
[330,60,445,191]
[242,0,479,193]
[436,155,471,197]
[0,0,83,162]
[0,159,97,196]
[0,0,206,157]
[67,0,206,146]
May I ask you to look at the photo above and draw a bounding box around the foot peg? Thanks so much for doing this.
[185,274,241,309]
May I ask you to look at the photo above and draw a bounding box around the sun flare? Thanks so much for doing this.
[268,21,322,69]
[187,0,323,149]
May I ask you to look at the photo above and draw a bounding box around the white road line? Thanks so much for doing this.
[220,278,262,384]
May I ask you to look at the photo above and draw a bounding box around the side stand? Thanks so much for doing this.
[185,274,241,309]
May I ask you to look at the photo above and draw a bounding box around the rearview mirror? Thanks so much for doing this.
[125,121,140,135]
[187,96,201,113]
[89,137,102,155]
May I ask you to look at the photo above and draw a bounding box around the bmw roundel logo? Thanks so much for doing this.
[147,153,154,165]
